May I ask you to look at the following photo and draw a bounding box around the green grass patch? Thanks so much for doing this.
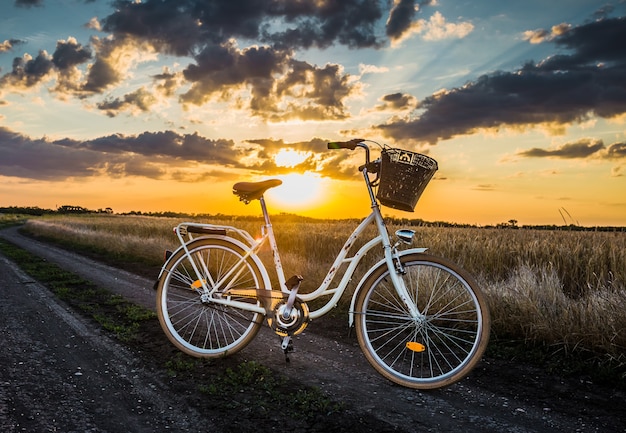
[197,360,343,421]
[0,238,154,343]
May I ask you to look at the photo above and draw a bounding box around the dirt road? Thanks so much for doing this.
[0,226,624,432]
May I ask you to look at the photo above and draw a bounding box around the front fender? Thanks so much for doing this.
[348,247,427,328]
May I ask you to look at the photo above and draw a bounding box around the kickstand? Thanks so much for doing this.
[281,336,294,363]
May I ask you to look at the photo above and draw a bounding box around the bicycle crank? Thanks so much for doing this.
[267,299,309,337]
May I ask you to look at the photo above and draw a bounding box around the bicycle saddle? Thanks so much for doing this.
[233,179,282,202]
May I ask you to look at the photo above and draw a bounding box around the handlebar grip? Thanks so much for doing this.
[327,138,364,150]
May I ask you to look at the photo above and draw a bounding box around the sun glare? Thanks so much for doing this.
[266,172,326,211]
[274,149,309,167]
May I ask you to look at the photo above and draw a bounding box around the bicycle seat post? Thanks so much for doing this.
[258,196,272,227]
[258,194,289,290]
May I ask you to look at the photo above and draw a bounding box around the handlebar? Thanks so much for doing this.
[327,138,380,180]
[327,138,364,150]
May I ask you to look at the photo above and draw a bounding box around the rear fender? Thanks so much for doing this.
[156,235,271,291]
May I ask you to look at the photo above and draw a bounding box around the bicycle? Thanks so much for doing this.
[155,139,490,389]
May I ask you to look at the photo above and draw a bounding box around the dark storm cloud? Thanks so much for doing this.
[376,15,626,144]
[262,0,384,49]
[102,0,385,54]
[386,0,435,41]
[102,0,206,56]
[52,39,92,69]
[386,0,417,40]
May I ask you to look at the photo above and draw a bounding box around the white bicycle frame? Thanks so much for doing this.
[158,146,426,326]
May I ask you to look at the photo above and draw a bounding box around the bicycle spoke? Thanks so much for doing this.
[157,239,265,357]
[356,254,489,389]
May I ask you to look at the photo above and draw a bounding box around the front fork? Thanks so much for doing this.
[386,246,422,320]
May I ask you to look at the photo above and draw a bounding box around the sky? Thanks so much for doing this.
[1,0,625,226]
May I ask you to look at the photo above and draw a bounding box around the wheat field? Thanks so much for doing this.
[19,214,626,361]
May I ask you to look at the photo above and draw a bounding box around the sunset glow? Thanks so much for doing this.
[1,1,625,226]
[266,173,327,212]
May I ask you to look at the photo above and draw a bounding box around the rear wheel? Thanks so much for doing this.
[355,253,490,389]
[156,238,266,358]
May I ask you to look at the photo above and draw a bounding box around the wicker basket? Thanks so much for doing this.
[376,148,438,212]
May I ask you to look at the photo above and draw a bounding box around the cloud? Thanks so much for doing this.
[387,0,419,40]
[102,0,386,55]
[85,17,102,32]
[262,0,385,50]
[243,137,360,179]
[0,125,360,182]
[523,23,572,44]
[0,1,461,121]
[606,141,626,159]
[67,130,241,166]
[181,43,359,121]
[386,0,444,42]
[375,15,626,144]
[514,138,626,164]
[85,1,369,119]
[51,37,92,70]
[0,39,24,53]
[96,87,158,117]
[0,50,55,89]
[0,38,92,95]
[0,126,116,180]
[388,6,474,46]
[81,36,157,94]
[0,126,247,181]
[15,0,42,8]
[420,11,474,41]
[516,138,605,158]
[374,92,417,111]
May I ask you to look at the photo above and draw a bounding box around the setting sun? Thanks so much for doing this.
[274,149,310,168]
[265,173,326,211]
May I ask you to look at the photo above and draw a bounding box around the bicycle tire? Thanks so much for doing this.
[354,253,490,389]
[156,237,267,358]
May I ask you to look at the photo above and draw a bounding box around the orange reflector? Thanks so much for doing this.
[406,342,426,352]
[191,280,205,290]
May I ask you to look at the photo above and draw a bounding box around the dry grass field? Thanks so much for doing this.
[17,214,626,367]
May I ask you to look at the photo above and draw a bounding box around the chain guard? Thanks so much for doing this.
[267,299,309,337]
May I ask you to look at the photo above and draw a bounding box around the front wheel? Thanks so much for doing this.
[354,253,490,389]
[156,237,267,358]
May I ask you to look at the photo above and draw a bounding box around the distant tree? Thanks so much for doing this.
[57,205,88,214]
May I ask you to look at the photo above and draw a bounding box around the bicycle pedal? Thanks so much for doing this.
[285,274,304,291]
